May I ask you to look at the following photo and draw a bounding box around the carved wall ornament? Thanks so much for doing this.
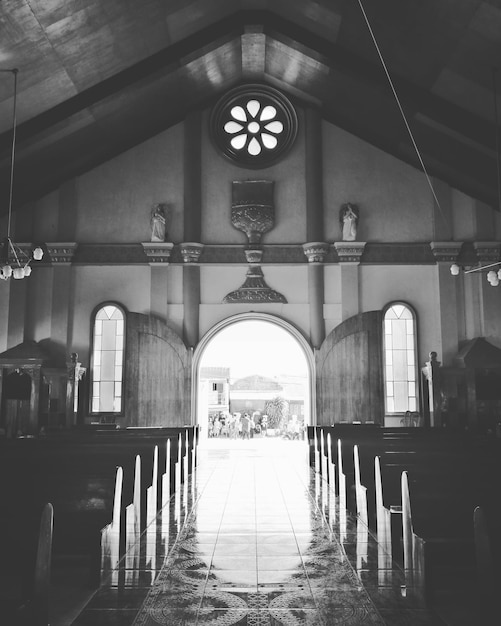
[339,203,360,242]
[231,180,275,245]
[244,247,263,264]
[223,266,287,303]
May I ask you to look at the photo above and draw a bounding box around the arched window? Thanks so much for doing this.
[91,304,125,414]
[383,303,417,414]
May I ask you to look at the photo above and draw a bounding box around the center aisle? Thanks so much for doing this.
[130,438,437,626]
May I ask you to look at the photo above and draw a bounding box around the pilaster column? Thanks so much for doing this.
[46,243,78,351]
[183,113,202,348]
[429,242,463,364]
[141,243,174,320]
[305,108,325,348]
[472,242,501,338]
[333,242,366,321]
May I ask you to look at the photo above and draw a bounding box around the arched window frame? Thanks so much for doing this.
[382,302,419,416]
[90,302,127,416]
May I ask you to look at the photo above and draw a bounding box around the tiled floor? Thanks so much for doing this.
[72,438,444,625]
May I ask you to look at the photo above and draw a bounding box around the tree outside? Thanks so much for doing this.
[264,396,289,431]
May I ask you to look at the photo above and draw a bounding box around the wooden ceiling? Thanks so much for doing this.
[1,0,501,214]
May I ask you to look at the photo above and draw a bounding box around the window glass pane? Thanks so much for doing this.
[100,382,114,412]
[407,365,415,381]
[101,352,115,380]
[386,382,394,396]
[114,366,122,381]
[111,308,122,320]
[392,320,406,349]
[394,382,408,412]
[95,320,103,335]
[92,398,100,412]
[406,319,414,334]
[103,305,116,320]
[116,319,124,336]
[115,350,123,366]
[392,304,405,318]
[409,397,417,411]
[93,382,100,397]
[384,320,393,334]
[387,397,395,412]
[102,321,117,350]
[385,334,392,350]
[406,333,414,350]
[386,351,393,365]
[385,365,393,382]
[93,366,101,381]
[94,351,101,366]
[113,397,122,412]
[94,335,102,351]
[393,350,407,380]
[114,382,122,396]
[116,335,124,351]
[408,381,415,396]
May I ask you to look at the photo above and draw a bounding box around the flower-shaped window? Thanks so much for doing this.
[210,85,298,168]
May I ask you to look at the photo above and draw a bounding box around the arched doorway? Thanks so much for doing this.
[192,313,315,436]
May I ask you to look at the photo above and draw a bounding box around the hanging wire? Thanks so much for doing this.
[356,0,448,228]
[493,68,501,212]
[0,68,18,239]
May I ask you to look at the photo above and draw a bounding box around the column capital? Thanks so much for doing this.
[179,242,204,263]
[473,241,500,263]
[141,242,174,265]
[333,241,366,264]
[302,242,330,263]
[429,241,463,263]
[46,242,78,264]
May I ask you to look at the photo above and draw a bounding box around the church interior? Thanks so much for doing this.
[1,1,501,624]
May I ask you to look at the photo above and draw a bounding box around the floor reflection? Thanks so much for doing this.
[74,438,441,626]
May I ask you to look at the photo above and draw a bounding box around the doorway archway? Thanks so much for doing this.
[192,313,316,433]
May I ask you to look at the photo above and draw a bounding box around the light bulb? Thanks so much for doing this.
[450,264,460,276]
[33,246,43,261]
[487,270,497,283]
[23,265,32,277]
[13,266,24,279]
[2,264,12,278]
[497,268,501,280]
[491,277,499,287]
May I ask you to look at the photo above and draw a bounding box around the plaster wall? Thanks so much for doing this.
[74,125,184,243]
[323,123,433,242]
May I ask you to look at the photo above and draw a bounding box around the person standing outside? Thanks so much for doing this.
[241,413,251,440]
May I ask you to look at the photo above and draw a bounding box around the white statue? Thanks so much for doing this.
[150,204,168,242]
[339,203,359,241]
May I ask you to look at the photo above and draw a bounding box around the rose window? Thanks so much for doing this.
[210,85,298,168]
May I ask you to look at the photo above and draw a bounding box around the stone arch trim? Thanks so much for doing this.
[192,313,316,425]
